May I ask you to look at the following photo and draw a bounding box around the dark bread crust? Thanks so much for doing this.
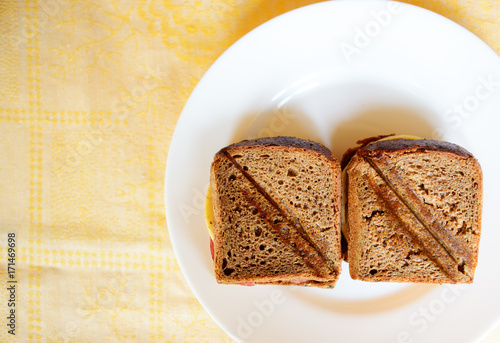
[217,136,335,162]
[341,137,475,170]
[340,134,393,169]
[359,138,475,159]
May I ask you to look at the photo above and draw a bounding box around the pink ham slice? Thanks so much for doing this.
[210,238,255,286]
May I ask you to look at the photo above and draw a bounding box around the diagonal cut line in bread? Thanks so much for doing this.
[221,149,337,277]
[362,154,474,282]
[239,189,334,279]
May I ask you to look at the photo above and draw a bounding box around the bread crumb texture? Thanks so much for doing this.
[347,141,482,284]
[210,138,342,287]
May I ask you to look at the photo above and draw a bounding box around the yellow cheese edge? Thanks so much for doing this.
[205,186,215,240]
[376,134,423,142]
[341,135,423,239]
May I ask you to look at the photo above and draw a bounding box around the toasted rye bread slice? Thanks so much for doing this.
[210,137,342,287]
[345,139,482,283]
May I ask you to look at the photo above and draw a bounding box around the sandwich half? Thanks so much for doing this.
[210,137,342,287]
[344,136,482,283]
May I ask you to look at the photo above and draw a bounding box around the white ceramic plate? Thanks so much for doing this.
[165,1,500,342]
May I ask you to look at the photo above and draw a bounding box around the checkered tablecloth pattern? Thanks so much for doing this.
[0,1,498,342]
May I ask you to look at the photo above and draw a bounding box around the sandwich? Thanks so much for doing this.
[209,137,342,287]
[343,135,482,283]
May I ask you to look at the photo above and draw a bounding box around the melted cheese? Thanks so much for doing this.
[205,186,215,240]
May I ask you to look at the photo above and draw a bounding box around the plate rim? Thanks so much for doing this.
[164,1,500,342]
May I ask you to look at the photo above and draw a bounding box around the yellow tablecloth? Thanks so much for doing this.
[0,0,498,342]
